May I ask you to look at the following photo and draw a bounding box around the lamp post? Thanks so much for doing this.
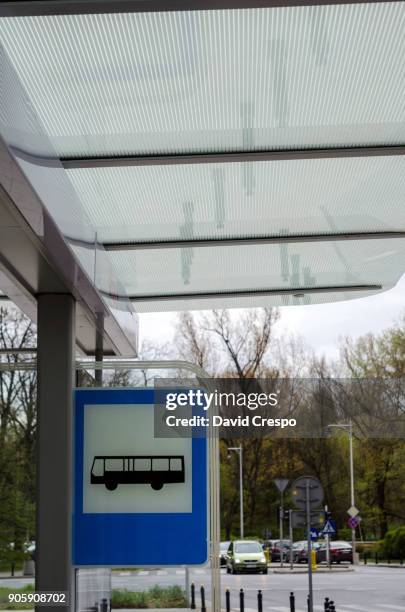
[273,478,289,567]
[326,421,356,555]
[228,446,244,538]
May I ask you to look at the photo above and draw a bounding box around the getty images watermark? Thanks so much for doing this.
[153,377,405,439]
[164,389,296,430]
[153,379,301,438]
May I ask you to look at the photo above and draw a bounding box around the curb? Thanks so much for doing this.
[273,567,354,574]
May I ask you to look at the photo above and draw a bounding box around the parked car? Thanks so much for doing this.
[226,540,268,574]
[316,541,353,564]
[292,540,319,563]
[268,539,291,562]
[220,541,230,566]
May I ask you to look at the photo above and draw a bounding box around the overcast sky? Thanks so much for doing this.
[139,274,405,361]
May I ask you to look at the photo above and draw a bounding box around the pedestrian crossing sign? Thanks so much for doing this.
[321,519,337,536]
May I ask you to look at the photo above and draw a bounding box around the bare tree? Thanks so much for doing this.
[176,308,280,534]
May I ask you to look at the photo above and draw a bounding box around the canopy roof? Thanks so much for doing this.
[0,0,404,312]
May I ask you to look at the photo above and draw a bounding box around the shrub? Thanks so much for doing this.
[381,526,405,559]
[111,585,187,609]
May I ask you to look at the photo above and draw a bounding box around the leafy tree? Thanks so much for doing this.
[0,307,36,567]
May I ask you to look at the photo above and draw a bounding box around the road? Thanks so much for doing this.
[1,566,405,611]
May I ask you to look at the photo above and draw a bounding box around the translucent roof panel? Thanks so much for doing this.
[125,289,384,314]
[0,2,404,158]
[65,156,405,244]
[97,238,405,304]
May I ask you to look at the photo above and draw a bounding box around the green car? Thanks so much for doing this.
[226,540,268,574]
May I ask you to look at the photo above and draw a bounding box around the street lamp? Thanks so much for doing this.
[228,446,244,538]
[325,421,356,556]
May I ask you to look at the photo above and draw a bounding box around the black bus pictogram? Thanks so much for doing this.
[90,455,185,491]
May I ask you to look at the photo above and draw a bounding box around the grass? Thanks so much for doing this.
[0,585,34,610]
[112,585,187,609]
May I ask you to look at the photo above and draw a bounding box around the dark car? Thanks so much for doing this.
[316,541,353,564]
[292,540,319,563]
[226,540,268,574]
[268,539,291,562]
[220,541,230,566]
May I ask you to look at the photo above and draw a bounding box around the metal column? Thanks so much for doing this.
[36,294,75,612]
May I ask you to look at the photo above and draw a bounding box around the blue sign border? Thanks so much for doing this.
[321,519,337,536]
[73,388,208,566]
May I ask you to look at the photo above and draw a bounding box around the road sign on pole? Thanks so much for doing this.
[292,476,324,510]
[291,510,325,529]
[274,478,289,493]
[321,519,337,536]
[348,516,360,529]
[347,505,359,518]
[73,388,208,566]
[291,476,324,612]
[310,527,319,542]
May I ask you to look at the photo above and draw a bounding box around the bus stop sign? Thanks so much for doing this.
[73,388,208,566]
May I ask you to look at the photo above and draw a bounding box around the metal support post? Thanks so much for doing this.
[36,294,75,612]
[289,592,295,612]
[190,583,196,610]
[257,590,263,612]
[185,568,190,607]
[289,510,293,569]
[279,491,284,567]
[239,447,244,539]
[94,313,104,386]
[200,586,206,612]
[325,505,331,569]
[349,421,356,558]
[306,479,313,612]
[210,397,221,612]
[239,589,244,612]
[225,589,230,612]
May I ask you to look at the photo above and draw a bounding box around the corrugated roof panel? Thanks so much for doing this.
[65,157,405,243]
[0,3,404,157]
[100,238,405,299]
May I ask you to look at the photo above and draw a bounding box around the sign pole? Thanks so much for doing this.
[292,474,323,611]
[325,505,331,569]
[273,478,289,568]
[239,446,244,539]
[289,510,293,570]
[280,490,284,567]
[209,393,221,612]
[349,421,356,560]
[185,568,190,607]
[306,479,313,612]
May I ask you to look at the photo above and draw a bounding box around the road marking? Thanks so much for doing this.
[340,606,371,611]
[338,606,400,611]
[326,604,404,612]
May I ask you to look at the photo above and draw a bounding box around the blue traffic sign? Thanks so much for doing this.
[310,527,319,541]
[321,519,337,536]
[73,388,208,566]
